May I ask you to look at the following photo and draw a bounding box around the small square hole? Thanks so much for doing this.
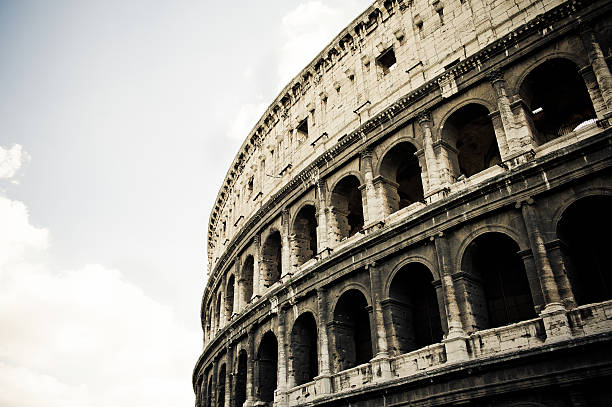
[376,48,397,74]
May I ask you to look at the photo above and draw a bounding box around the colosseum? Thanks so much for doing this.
[193,0,612,406]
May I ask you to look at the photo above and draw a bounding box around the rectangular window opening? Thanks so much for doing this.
[297,118,309,136]
[376,47,397,75]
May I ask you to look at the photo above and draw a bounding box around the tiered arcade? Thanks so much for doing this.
[194,0,612,406]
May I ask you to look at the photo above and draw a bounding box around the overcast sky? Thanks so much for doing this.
[0,0,371,406]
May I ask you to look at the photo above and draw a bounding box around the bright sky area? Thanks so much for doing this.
[0,0,372,406]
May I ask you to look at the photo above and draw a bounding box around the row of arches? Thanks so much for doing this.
[201,195,612,405]
[206,56,603,342]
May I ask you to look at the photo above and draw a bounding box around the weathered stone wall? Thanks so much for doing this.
[195,0,612,406]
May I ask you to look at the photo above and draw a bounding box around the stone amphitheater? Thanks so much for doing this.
[193,0,612,406]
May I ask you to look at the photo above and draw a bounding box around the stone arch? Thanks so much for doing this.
[256,330,278,403]
[517,57,596,143]
[242,255,255,304]
[440,102,501,179]
[217,363,226,407]
[289,312,319,387]
[384,255,440,296]
[225,274,235,318]
[235,349,248,407]
[261,230,282,288]
[552,187,612,232]
[460,232,536,331]
[387,262,443,354]
[329,174,365,241]
[455,224,528,275]
[377,141,424,214]
[331,288,373,372]
[291,204,318,267]
[557,195,612,305]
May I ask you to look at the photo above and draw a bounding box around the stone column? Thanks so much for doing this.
[546,239,577,309]
[366,262,392,381]
[517,249,545,313]
[581,26,612,114]
[274,308,288,406]
[235,259,242,314]
[418,113,441,194]
[315,288,333,394]
[244,327,256,407]
[281,209,292,279]
[433,232,469,362]
[315,179,330,254]
[211,358,219,407]
[490,70,534,154]
[252,235,261,300]
[225,343,233,407]
[517,198,571,340]
[580,65,608,120]
[360,149,380,222]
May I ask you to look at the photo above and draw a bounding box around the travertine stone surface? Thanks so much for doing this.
[195,1,612,406]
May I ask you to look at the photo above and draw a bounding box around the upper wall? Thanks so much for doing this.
[207,0,567,272]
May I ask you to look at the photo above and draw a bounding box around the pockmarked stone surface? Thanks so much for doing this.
[194,0,612,406]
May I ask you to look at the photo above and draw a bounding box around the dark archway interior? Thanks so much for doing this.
[389,263,443,353]
[217,364,226,407]
[332,289,373,371]
[463,232,536,329]
[290,312,319,386]
[443,104,501,178]
[293,205,318,266]
[242,255,254,303]
[379,142,424,212]
[235,350,248,407]
[216,293,222,330]
[331,175,364,238]
[256,331,278,402]
[520,58,596,142]
[262,232,282,287]
[226,275,235,317]
[558,196,612,305]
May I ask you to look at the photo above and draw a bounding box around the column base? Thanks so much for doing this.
[443,334,470,363]
[313,374,333,395]
[273,388,288,407]
[370,353,393,382]
[540,302,572,342]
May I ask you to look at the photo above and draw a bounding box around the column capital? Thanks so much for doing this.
[515,197,535,208]
[417,111,431,125]
[487,68,506,84]
[360,148,374,160]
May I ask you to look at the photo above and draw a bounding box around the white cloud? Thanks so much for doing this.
[0,144,29,180]
[0,147,200,407]
[226,101,269,141]
[278,1,367,89]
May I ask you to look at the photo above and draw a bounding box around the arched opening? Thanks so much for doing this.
[256,331,278,403]
[290,312,319,386]
[462,233,536,330]
[217,363,226,407]
[242,255,254,304]
[261,231,282,288]
[557,196,612,305]
[379,142,424,214]
[388,263,443,354]
[235,350,248,407]
[519,58,596,143]
[332,289,373,372]
[442,103,501,179]
[292,205,318,267]
[330,175,364,241]
[226,275,235,318]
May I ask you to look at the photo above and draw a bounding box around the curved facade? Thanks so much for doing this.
[194,0,612,406]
